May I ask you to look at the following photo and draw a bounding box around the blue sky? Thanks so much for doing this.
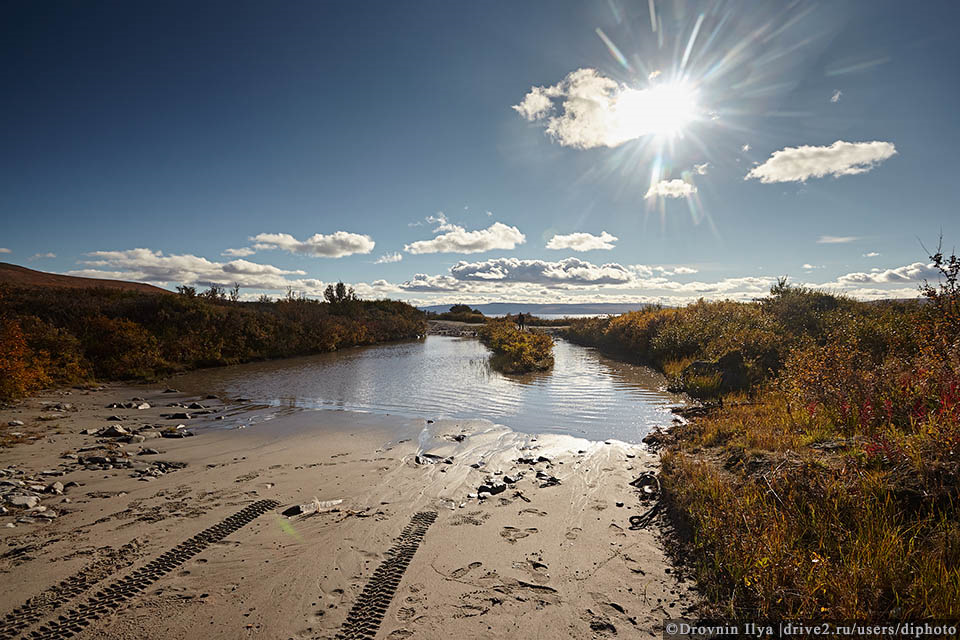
[2,0,958,304]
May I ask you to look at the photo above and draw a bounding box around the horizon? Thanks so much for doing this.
[2,0,959,306]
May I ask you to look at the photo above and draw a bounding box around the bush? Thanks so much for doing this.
[477,319,554,374]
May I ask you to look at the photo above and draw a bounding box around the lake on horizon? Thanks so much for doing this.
[176,336,685,444]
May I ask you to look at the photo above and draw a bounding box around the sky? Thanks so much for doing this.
[2,0,959,306]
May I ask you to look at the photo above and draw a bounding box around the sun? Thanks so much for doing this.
[613,81,698,140]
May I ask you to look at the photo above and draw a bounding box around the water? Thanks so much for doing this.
[175,336,684,443]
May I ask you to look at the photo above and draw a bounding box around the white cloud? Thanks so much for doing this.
[830,90,842,103]
[863,251,880,257]
[742,144,751,152]
[818,235,859,244]
[745,140,896,183]
[672,266,699,275]
[222,247,256,257]
[250,231,375,258]
[546,231,618,251]
[836,261,938,285]
[802,263,824,270]
[404,222,525,255]
[375,252,403,264]
[449,257,634,286]
[0,248,11,254]
[30,252,56,260]
[512,68,696,149]
[693,162,710,175]
[73,248,309,290]
[645,179,696,199]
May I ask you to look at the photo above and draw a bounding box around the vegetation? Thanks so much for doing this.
[427,304,487,323]
[0,283,426,401]
[477,318,554,374]
[566,250,960,619]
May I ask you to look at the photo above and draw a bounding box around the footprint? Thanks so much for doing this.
[519,508,547,517]
[396,606,416,621]
[608,522,626,537]
[500,527,538,544]
[450,561,483,579]
[387,630,414,639]
[565,527,582,540]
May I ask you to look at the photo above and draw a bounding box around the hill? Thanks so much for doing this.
[420,302,655,316]
[0,262,169,294]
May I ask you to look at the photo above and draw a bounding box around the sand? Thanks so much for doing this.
[0,382,697,639]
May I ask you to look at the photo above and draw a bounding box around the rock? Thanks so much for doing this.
[139,476,156,482]
[99,425,129,437]
[4,523,14,528]
[161,429,194,438]
[81,428,99,435]
[64,481,80,489]
[502,475,518,484]
[82,456,111,465]
[616,501,624,507]
[206,395,218,400]
[125,434,147,444]
[136,403,151,410]
[107,415,124,421]
[107,402,124,409]
[477,482,506,495]
[187,403,205,410]
[168,413,191,420]
[138,448,161,455]
[7,495,40,509]
[7,420,24,427]
[34,510,57,519]
[163,388,179,393]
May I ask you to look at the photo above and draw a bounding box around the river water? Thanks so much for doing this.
[175,336,684,444]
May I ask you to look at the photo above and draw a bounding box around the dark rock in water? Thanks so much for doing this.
[415,453,444,465]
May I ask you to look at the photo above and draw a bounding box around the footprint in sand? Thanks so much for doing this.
[387,630,415,639]
[608,522,626,537]
[500,527,538,544]
[519,508,547,517]
[450,561,483,579]
[565,527,582,540]
[395,606,416,621]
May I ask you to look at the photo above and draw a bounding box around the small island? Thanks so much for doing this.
[477,317,555,374]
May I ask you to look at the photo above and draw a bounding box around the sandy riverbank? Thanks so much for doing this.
[0,383,697,639]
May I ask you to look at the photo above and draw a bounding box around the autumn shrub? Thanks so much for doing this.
[0,285,427,393]
[478,318,554,374]
[0,316,49,401]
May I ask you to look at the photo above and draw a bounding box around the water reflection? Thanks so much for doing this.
[175,336,685,443]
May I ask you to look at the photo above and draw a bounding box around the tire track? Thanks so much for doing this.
[0,542,141,639]
[336,511,438,640]
[17,499,279,640]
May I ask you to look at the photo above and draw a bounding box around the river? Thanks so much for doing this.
[175,336,684,444]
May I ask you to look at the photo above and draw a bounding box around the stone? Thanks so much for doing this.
[187,402,205,410]
[477,482,506,496]
[136,403,151,410]
[7,420,24,427]
[81,428,99,435]
[139,476,156,482]
[125,434,147,444]
[161,429,194,438]
[100,425,129,437]
[163,388,179,393]
[138,448,161,455]
[168,412,191,420]
[7,495,40,509]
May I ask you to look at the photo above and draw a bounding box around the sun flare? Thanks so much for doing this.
[614,81,698,139]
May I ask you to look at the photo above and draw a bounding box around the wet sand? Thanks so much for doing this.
[0,384,697,639]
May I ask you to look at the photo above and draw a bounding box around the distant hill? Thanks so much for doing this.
[420,302,655,316]
[0,262,170,294]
